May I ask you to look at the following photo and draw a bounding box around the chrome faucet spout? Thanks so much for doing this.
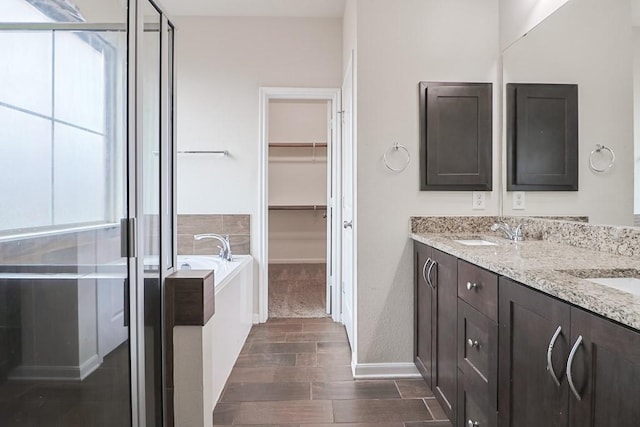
[193,233,232,261]
[490,222,525,242]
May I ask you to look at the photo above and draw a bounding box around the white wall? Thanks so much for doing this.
[175,16,342,303]
[502,0,634,225]
[499,0,569,49]
[353,0,500,364]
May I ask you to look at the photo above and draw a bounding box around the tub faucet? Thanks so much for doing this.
[490,221,525,242]
[193,233,232,261]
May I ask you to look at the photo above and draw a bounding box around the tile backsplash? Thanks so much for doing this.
[177,214,251,256]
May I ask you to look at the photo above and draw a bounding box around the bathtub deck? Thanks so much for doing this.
[213,318,451,427]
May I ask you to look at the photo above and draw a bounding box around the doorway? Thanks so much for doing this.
[258,88,341,324]
[267,99,330,318]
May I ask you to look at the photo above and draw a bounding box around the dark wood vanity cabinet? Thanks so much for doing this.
[414,244,640,427]
[499,277,640,427]
[414,242,458,424]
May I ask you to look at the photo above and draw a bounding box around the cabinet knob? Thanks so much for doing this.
[467,338,480,349]
[466,282,478,291]
[467,420,480,427]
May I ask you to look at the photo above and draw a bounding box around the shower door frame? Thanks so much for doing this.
[0,1,176,424]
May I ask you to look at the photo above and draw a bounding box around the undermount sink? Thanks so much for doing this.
[585,277,640,297]
[453,239,498,247]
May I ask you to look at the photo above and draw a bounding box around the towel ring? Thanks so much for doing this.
[383,142,411,172]
[589,144,616,173]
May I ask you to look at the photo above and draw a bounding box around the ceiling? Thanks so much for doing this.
[160,0,346,18]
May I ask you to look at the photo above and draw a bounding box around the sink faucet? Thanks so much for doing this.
[193,233,232,261]
[490,221,525,242]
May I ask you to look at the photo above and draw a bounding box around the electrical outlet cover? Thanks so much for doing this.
[472,192,486,210]
[512,192,526,210]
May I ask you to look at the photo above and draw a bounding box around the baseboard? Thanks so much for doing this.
[268,259,327,264]
[253,314,262,324]
[9,354,102,381]
[352,362,422,379]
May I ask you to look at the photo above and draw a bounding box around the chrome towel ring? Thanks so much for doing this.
[383,142,411,172]
[589,144,615,173]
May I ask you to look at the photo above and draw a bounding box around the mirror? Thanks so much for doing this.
[501,0,639,226]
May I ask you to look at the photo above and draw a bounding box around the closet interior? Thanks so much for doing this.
[268,99,329,318]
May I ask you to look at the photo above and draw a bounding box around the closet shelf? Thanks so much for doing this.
[269,205,327,211]
[269,142,328,148]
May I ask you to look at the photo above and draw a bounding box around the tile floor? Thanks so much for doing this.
[213,317,452,427]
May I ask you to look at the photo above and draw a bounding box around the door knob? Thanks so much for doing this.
[343,220,353,229]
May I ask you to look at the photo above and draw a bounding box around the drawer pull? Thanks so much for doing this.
[466,282,478,291]
[427,260,437,289]
[467,338,480,349]
[467,420,480,427]
[546,325,563,387]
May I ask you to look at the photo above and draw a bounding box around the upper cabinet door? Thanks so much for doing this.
[507,83,578,191]
[419,82,493,191]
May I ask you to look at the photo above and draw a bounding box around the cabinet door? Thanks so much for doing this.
[419,82,493,191]
[432,249,458,424]
[414,242,435,387]
[498,278,570,427]
[568,308,640,427]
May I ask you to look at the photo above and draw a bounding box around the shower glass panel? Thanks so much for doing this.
[0,1,131,426]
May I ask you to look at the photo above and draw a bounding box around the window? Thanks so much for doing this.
[0,0,126,235]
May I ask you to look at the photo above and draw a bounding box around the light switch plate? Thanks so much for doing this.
[472,192,486,210]
[512,192,526,210]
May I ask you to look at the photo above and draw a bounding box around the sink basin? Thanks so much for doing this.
[453,239,498,246]
[585,277,640,296]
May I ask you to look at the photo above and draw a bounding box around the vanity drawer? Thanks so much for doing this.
[458,300,497,408]
[457,369,497,427]
[458,260,498,321]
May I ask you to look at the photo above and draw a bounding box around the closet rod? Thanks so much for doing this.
[269,205,327,211]
[269,142,328,148]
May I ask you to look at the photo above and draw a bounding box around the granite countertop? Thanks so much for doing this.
[411,232,640,331]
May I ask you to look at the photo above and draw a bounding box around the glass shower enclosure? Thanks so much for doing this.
[0,0,176,425]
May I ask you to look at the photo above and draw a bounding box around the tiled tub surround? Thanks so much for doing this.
[178,214,251,256]
[410,216,640,330]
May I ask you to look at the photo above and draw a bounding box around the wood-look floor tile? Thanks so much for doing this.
[317,341,351,353]
[395,380,434,399]
[272,367,314,382]
[227,368,277,383]
[307,423,404,427]
[268,317,333,324]
[234,353,297,368]
[213,402,239,425]
[312,381,400,400]
[250,324,303,334]
[285,332,347,343]
[317,351,351,367]
[308,366,354,382]
[302,322,348,333]
[221,382,310,402]
[246,332,288,343]
[234,400,333,424]
[424,399,447,421]
[333,399,432,423]
[295,353,317,367]
[404,422,453,427]
[249,342,317,354]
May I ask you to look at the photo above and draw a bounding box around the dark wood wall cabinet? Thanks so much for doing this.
[419,82,493,191]
[506,83,579,191]
[413,241,640,427]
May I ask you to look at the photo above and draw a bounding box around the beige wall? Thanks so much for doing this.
[634,28,640,215]
[502,0,634,225]
[352,0,500,364]
[175,16,342,297]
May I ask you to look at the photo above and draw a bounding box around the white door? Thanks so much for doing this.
[341,55,355,347]
[326,102,334,315]
[97,278,128,358]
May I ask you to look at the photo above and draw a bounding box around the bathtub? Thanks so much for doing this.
[173,255,254,427]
